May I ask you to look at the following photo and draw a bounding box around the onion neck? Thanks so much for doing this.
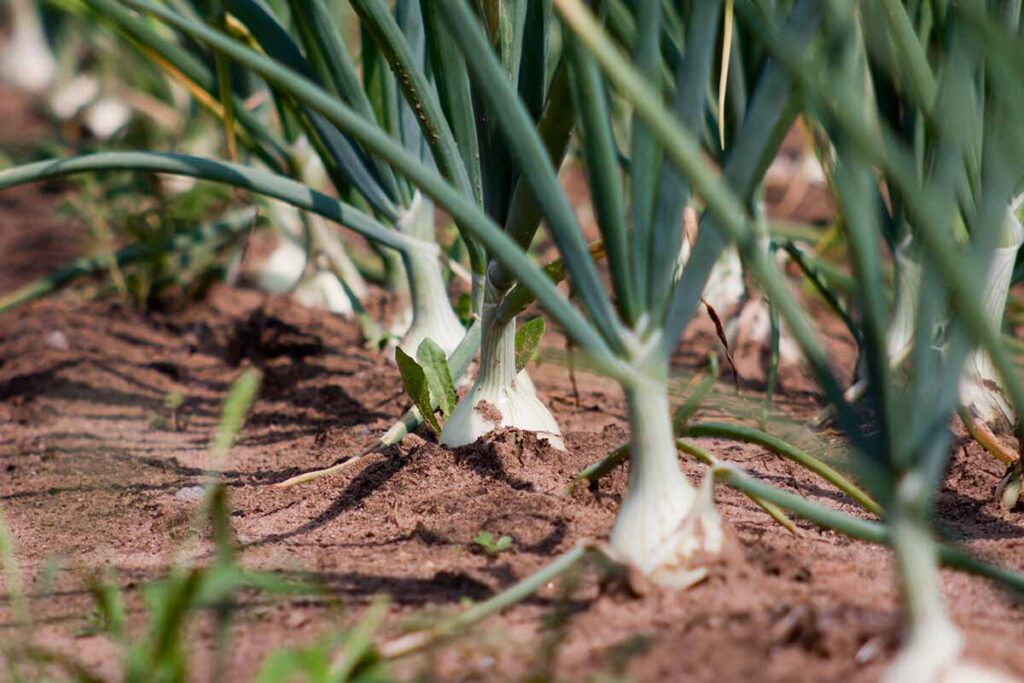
[970,212,1023,377]
[397,245,464,355]
[394,194,464,355]
[887,239,921,363]
[5,0,56,95]
[623,383,690,498]
[476,292,517,394]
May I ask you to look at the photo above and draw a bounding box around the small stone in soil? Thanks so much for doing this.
[45,330,69,351]
[173,485,205,502]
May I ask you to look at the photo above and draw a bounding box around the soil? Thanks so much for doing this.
[2,87,1024,682]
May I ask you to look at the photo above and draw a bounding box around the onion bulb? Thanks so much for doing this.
[49,75,99,120]
[83,96,132,139]
[0,0,56,94]
[886,237,921,365]
[609,378,722,585]
[293,271,352,316]
[883,511,1018,683]
[440,273,562,449]
[883,618,1018,683]
[958,202,1023,430]
[439,302,563,449]
[251,203,358,317]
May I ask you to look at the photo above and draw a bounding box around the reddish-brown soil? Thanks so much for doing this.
[1,90,1023,682]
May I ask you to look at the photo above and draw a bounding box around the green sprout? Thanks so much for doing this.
[472,532,514,557]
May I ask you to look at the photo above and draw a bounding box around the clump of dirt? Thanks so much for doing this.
[473,399,503,426]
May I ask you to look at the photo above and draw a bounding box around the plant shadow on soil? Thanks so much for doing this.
[2,100,1024,681]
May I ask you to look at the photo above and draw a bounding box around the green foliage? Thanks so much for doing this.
[416,339,458,419]
[396,336,463,433]
[395,345,441,434]
[12,0,1024,674]
[472,531,514,556]
[256,600,390,683]
[52,173,238,312]
[513,317,545,373]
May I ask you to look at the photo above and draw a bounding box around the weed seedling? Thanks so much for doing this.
[472,532,513,557]
[164,392,184,431]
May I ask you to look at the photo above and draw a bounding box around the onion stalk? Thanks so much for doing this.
[393,193,465,357]
[886,237,922,364]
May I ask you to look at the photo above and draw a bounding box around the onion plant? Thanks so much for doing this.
[539,1,1024,675]
[0,0,812,580]
[408,0,823,578]
[838,1,1024,441]
[104,0,572,445]
[730,1,1024,679]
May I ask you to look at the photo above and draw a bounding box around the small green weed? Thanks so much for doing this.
[472,532,513,556]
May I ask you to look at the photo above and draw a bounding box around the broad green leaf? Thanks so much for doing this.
[436,0,624,352]
[227,0,399,218]
[422,1,482,204]
[647,0,722,315]
[287,0,404,203]
[351,0,472,199]
[395,347,441,433]
[514,317,545,373]
[416,338,457,418]
[629,0,663,308]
